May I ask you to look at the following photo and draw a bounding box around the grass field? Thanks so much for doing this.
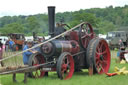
[1,50,128,85]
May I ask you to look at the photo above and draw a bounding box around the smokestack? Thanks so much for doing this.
[48,6,55,37]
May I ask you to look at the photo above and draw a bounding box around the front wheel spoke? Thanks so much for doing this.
[62,64,68,68]
[61,68,67,76]
[34,57,38,64]
[62,69,66,73]
[34,64,38,66]
[35,71,39,77]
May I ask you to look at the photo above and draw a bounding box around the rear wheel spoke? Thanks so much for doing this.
[101,60,107,66]
[100,42,104,49]
[99,64,104,72]
[101,50,107,55]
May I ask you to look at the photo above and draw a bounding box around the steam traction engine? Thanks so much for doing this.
[28,6,111,80]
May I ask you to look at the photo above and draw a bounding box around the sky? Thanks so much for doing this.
[0,0,128,17]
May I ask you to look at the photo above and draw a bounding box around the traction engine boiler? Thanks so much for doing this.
[28,6,111,80]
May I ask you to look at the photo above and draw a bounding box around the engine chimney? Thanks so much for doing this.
[48,6,55,37]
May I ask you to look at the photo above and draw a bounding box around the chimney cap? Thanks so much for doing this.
[48,6,55,8]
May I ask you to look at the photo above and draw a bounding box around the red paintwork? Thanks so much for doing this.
[61,53,74,80]
[79,22,95,49]
[69,31,79,41]
[33,22,110,80]
[95,39,111,74]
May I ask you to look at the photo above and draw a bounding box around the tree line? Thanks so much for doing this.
[0,5,128,35]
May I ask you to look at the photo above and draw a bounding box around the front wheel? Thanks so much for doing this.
[57,52,74,80]
[28,53,46,78]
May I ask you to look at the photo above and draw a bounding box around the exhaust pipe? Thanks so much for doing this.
[48,6,55,37]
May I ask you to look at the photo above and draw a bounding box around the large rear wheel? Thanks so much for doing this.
[86,38,111,74]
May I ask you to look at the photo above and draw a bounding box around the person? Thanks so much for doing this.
[13,41,35,83]
[8,39,14,51]
[117,38,126,60]
[0,39,4,66]
[0,39,3,49]
[5,40,9,52]
[12,41,36,82]
[23,41,37,65]
[119,38,125,48]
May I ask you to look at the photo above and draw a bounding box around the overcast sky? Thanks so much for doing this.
[0,0,128,17]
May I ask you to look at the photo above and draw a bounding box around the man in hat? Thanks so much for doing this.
[23,41,37,65]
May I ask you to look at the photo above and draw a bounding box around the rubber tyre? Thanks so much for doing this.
[86,38,98,68]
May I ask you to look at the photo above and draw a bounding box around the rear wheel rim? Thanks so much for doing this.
[95,40,110,74]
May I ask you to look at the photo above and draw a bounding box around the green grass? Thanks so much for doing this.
[1,50,128,85]
[2,51,23,66]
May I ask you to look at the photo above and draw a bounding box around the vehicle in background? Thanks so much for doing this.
[25,36,33,41]
[44,36,50,39]
[106,31,128,50]
[0,36,8,44]
[98,34,107,39]
[8,33,25,50]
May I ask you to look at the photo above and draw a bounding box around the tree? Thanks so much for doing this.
[98,20,117,34]
[26,16,40,33]
[69,12,100,27]
[0,23,24,34]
